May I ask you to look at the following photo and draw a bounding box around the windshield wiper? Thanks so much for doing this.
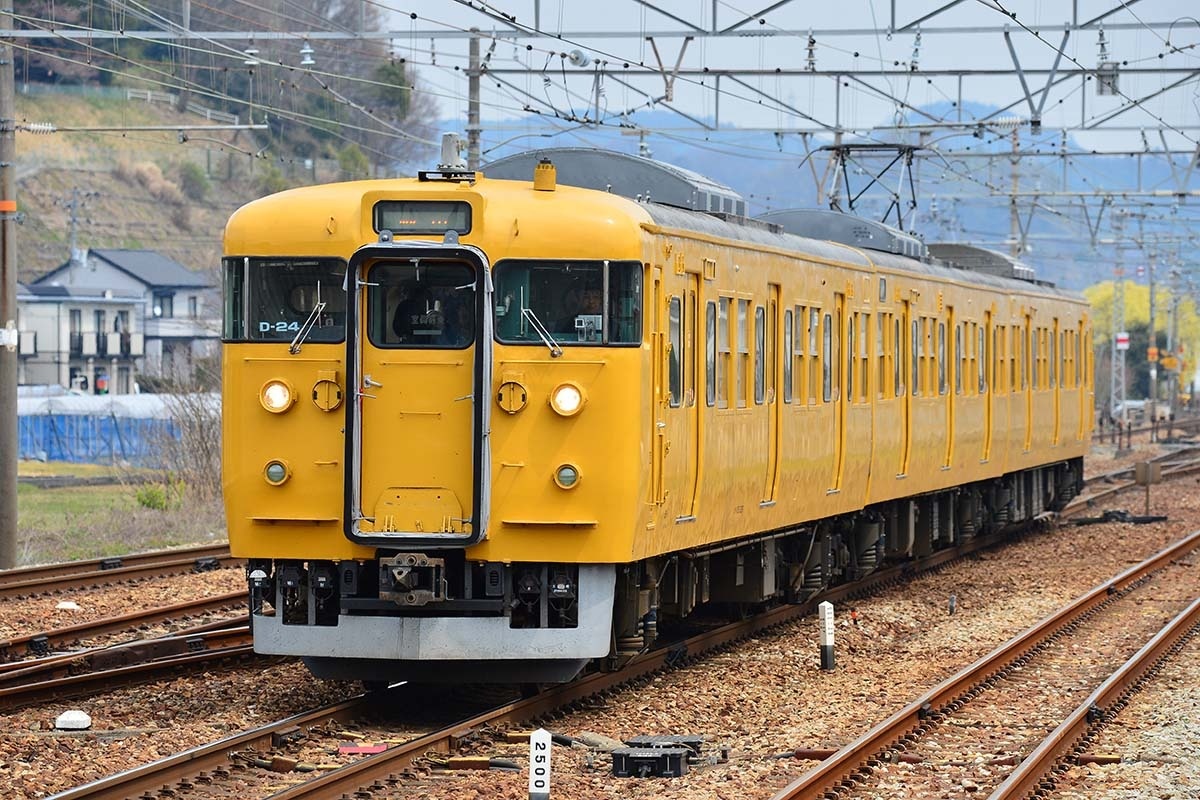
[521,307,563,358]
[289,282,327,355]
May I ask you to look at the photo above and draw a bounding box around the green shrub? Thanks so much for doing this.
[178,161,210,201]
[135,483,170,510]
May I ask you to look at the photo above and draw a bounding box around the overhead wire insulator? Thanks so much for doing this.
[22,122,56,134]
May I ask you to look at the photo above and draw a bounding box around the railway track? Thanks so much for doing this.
[0,626,259,710]
[0,543,238,599]
[770,530,1200,800]
[0,590,245,663]
[44,523,1050,800]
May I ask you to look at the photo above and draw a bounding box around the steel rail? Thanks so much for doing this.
[49,696,370,800]
[0,617,250,688]
[0,545,239,598]
[0,590,245,661]
[770,529,1200,800]
[44,514,1082,800]
[990,596,1200,800]
[0,627,259,710]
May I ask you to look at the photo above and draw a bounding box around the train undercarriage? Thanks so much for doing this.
[247,458,1082,684]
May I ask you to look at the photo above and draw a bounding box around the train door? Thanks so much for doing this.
[943,307,955,469]
[1077,317,1088,441]
[830,292,847,492]
[344,245,492,547]
[664,274,701,521]
[1052,317,1061,445]
[899,298,912,476]
[762,284,781,503]
[1023,314,1033,452]
[983,309,993,462]
[651,267,667,506]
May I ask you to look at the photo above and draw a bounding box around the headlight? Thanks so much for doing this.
[264,460,290,485]
[549,382,585,417]
[554,464,580,489]
[260,379,295,413]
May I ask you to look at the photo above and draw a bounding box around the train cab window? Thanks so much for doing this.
[705,301,717,406]
[668,297,682,407]
[222,257,347,342]
[369,260,476,348]
[492,259,641,346]
[783,309,794,403]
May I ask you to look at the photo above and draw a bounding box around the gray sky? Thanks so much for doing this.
[384,1,1200,154]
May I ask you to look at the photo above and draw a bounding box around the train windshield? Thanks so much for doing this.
[222,257,347,342]
[493,259,641,345]
[366,260,477,349]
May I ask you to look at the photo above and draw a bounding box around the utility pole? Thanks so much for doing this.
[1009,127,1020,258]
[1147,243,1158,410]
[466,29,480,171]
[1,3,18,569]
[1110,211,1126,417]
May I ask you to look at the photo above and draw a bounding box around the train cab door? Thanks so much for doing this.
[343,244,493,548]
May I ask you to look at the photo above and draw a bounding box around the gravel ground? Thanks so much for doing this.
[1,449,1197,800]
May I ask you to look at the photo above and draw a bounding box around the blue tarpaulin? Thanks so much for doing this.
[17,394,218,466]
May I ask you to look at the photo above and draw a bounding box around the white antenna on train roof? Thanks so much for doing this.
[439,133,467,170]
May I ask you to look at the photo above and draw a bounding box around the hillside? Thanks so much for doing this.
[13,89,341,284]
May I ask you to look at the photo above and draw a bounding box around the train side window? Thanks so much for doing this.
[809,308,820,404]
[995,326,1006,393]
[668,296,682,407]
[822,312,833,403]
[955,324,964,394]
[783,309,793,403]
[686,290,697,406]
[938,322,947,395]
[859,312,870,403]
[911,319,920,397]
[876,313,888,399]
[706,301,717,406]
[737,299,750,408]
[754,304,766,405]
[717,297,731,408]
[1050,327,1058,388]
[979,325,988,393]
[894,316,903,397]
[1030,328,1039,389]
[846,313,855,402]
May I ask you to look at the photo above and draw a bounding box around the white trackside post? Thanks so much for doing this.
[529,727,552,799]
[818,601,835,671]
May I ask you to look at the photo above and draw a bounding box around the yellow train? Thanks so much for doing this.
[222,145,1092,684]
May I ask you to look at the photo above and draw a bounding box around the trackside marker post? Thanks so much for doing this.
[818,601,835,670]
[529,727,552,800]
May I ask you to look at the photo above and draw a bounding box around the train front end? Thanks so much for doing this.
[222,169,650,684]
